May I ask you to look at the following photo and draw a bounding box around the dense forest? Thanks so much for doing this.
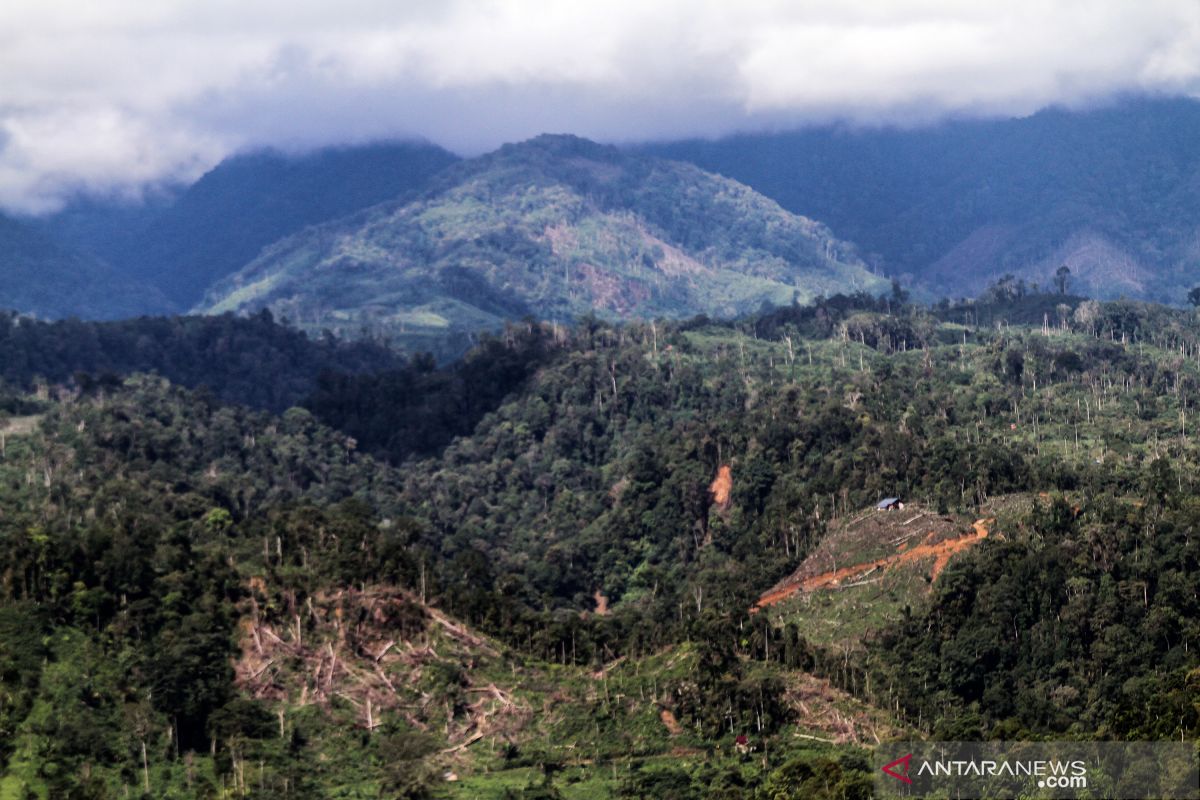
[646,98,1200,304]
[0,310,401,413]
[0,290,1197,797]
[42,141,461,312]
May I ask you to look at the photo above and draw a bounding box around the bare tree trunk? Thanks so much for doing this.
[141,740,150,794]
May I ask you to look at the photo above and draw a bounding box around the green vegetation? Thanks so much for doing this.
[0,310,402,412]
[46,142,460,309]
[649,97,1200,304]
[0,289,1198,796]
[0,213,169,320]
[197,135,888,347]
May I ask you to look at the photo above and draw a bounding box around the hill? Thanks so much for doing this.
[0,213,170,319]
[644,97,1200,304]
[1,296,1198,796]
[0,369,890,798]
[45,140,459,308]
[753,504,995,649]
[197,134,889,345]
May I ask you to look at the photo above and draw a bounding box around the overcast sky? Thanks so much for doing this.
[2,0,1200,213]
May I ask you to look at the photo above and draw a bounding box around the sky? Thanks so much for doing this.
[2,0,1200,213]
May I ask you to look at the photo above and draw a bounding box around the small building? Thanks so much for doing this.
[877,497,904,511]
[734,735,751,754]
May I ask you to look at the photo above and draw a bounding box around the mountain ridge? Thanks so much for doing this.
[0,212,171,319]
[45,140,460,308]
[197,134,888,345]
[642,97,1200,302]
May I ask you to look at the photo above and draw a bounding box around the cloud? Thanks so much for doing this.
[2,0,1199,212]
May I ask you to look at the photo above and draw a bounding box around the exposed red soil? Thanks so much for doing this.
[753,518,993,611]
[659,707,684,736]
[592,590,610,615]
[575,262,650,314]
[709,464,733,509]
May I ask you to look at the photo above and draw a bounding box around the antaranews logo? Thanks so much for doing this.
[874,742,1198,799]
[882,753,1087,788]
[881,753,913,785]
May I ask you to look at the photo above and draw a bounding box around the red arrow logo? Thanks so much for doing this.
[882,753,913,784]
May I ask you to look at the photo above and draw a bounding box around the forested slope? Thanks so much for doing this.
[46,142,460,309]
[647,98,1200,303]
[0,311,401,412]
[198,135,887,347]
[0,293,1197,797]
[0,214,170,320]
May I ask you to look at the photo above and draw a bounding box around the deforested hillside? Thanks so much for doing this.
[1,293,1197,797]
[198,135,888,347]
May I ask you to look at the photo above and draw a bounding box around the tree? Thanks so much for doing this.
[1073,300,1101,335]
[376,727,439,799]
[1188,286,1200,307]
[1054,265,1071,295]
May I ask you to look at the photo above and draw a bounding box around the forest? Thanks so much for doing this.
[0,289,1197,798]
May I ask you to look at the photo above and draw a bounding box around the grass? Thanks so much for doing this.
[202,259,293,312]
[766,564,933,650]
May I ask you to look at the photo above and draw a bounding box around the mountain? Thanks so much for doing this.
[644,98,1200,303]
[0,212,170,319]
[46,140,460,308]
[196,134,889,345]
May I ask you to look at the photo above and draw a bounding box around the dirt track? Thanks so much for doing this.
[753,518,992,611]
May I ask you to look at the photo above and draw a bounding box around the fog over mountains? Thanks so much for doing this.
[7,5,1200,799]
[645,98,1200,304]
[4,97,1200,334]
[195,134,886,347]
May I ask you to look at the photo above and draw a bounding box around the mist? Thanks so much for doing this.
[3,0,1199,213]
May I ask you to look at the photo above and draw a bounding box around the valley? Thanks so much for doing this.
[5,5,1200,798]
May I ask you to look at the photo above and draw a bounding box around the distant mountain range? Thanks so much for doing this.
[644,98,1200,303]
[7,97,1200,334]
[0,213,168,319]
[196,135,886,343]
[44,140,459,308]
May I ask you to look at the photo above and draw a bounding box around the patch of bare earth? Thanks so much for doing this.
[709,464,733,509]
[592,590,610,616]
[659,707,684,736]
[754,505,994,611]
[575,262,649,315]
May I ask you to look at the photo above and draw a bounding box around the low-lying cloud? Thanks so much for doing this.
[3,0,1200,213]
